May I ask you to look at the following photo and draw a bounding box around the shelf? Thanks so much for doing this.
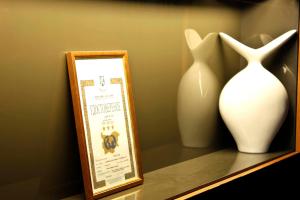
[62,148,289,200]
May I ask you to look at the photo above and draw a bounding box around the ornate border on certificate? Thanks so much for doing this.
[66,51,143,199]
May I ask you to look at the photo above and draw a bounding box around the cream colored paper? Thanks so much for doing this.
[75,58,138,194]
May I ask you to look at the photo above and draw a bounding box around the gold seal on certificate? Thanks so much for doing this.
[66,51,143,199]
[101,131,119,154]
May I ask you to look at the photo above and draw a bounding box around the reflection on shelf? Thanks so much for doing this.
[228,151,275,174]
[141,142,220,173]
[112,190,141,200]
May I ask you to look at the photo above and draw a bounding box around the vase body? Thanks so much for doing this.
[177,29,219,147]
[219,30,296,153]
[219,63,288,153]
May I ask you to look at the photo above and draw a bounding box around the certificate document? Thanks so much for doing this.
[75,57,138,194]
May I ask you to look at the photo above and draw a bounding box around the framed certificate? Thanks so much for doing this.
[66,51,143,199]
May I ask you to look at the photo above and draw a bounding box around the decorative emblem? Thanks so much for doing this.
[99,76,105,87]
[101,130,119,154]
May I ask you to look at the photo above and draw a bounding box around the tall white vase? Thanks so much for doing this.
[219,30,297,153]
[177,29,220,147]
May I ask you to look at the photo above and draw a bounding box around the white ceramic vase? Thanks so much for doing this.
[177,29,220,147]
[219,30,297,153]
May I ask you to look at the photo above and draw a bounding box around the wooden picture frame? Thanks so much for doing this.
[66,51,143,199]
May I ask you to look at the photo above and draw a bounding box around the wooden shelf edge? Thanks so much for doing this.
[297,19,300,152]
[175,151,299,199]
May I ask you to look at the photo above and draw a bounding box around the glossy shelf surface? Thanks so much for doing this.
[63,147,288,200]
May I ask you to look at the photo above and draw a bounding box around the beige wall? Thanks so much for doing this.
[0,0,297,199]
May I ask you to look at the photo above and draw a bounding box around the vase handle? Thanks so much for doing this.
[185,29,218,61]
[220,30,297,62]
[185,29,202,50]
[258,29,297,61]
[219,32,254,61]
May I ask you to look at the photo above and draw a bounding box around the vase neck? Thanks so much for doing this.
[194,60,207,65]
[246,61,264,70]
[191,61,209,70]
